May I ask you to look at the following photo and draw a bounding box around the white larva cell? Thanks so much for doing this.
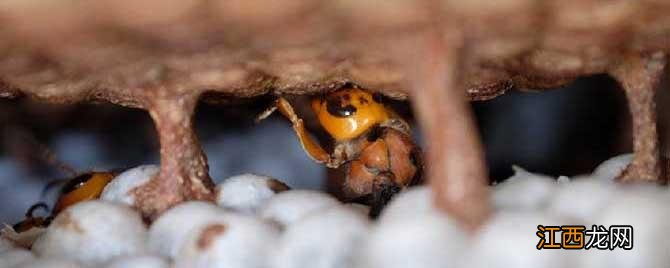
[273,206,370,268]
[591,153,633,182]
[15,258,82,268]
[175,214,280,268]
[493,165,557,212]
[579,186,670,268]
[31,201,147,266]
[215,173,290,214]
[101,165,159,206]
[360,212,467,268]
[0,236,15,254]
[556,175,571,184]
[148,201,226,258]
[344,203,371,217]
[0,248,35,268]
[465,211,577,268]
[378,186,434,223]
[104,254,170,268]
[547,178,617,224]
[259,190,340,226]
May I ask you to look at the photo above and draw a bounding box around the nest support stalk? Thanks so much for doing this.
[610,52,667,183]
[133,92,215,220]
[404,31,492,231]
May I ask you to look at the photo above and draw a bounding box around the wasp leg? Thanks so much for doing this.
[262,97,340,168]
[25,202,49,218]
[9,202,51,233]
[610,53,666,182]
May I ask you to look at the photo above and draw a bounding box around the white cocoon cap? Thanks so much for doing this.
[105,255,170,268]
[547,178,617,223]
[0,248,35,268]
[16,258,82,268]
[592,153,633,182]
[175,214,280,268]
[0,236,15,254]
[345,203,371,217]
[101,165,159,206]
[148,201,225,258]
[493,166,557,211]
[259,190,339,226]
[215,173,289,214]
[465,211,577,268]
[361,212,466,268]
[580,186,670,268]
[273,206,370,268]
[378,186,434,223]
[31,201,147,265]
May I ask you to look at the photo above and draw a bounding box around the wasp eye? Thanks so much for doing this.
[60,173,94,195]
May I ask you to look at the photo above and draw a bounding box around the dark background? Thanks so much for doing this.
[2,74,666,223]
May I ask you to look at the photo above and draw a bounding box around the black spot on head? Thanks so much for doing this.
[60,173,94,195]
[342,94,351,101]
[326,95,357,117]
[358,96,369,105]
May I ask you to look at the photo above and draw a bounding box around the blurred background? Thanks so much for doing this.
[1,74,667,224]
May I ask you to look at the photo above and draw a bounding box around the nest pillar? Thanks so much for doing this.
[407,32,491,230]
[134,92,215,220]
[610,52,667,182]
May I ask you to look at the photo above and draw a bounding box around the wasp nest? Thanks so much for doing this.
[2,157,670,267]
[1,0,669,229]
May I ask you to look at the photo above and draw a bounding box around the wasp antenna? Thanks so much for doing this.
[37,142,78,176]
[40,179,66,200]
[4,126,78,176]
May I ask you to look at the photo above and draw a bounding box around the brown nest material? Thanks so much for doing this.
[1,0,669,229]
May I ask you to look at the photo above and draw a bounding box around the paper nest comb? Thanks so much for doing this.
[1,0,669,228]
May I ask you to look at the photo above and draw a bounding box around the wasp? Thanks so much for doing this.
[11,171,117,233]
[259,86,423,216]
